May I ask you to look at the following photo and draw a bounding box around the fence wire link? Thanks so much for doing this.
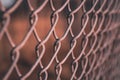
[0,0,120,80]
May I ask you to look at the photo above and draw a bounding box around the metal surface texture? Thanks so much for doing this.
[0,0,120,80]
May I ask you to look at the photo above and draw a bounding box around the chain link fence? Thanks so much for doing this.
[0,0,120,80]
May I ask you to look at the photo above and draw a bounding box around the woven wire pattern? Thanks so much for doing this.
[0,0,120,80]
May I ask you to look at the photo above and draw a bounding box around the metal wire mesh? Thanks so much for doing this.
[0,0,120,80]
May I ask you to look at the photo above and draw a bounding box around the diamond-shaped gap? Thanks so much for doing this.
[90,12,100,33]
[35,3,52,41]
[84,34,95,55]
[84,13,93,35]
[55,35,71,62]
[94,14,103,33]
[72,34,85,58]
[0,33,12,79]
[92,18,99,34]
[102,14,109,30]
[94,21,99,33]
[71,7,83,37]
[17,32,38,77]
[8,7,29,45]
[53,11,68,38]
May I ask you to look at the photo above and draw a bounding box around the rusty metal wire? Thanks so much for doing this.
[0,0,120,80]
